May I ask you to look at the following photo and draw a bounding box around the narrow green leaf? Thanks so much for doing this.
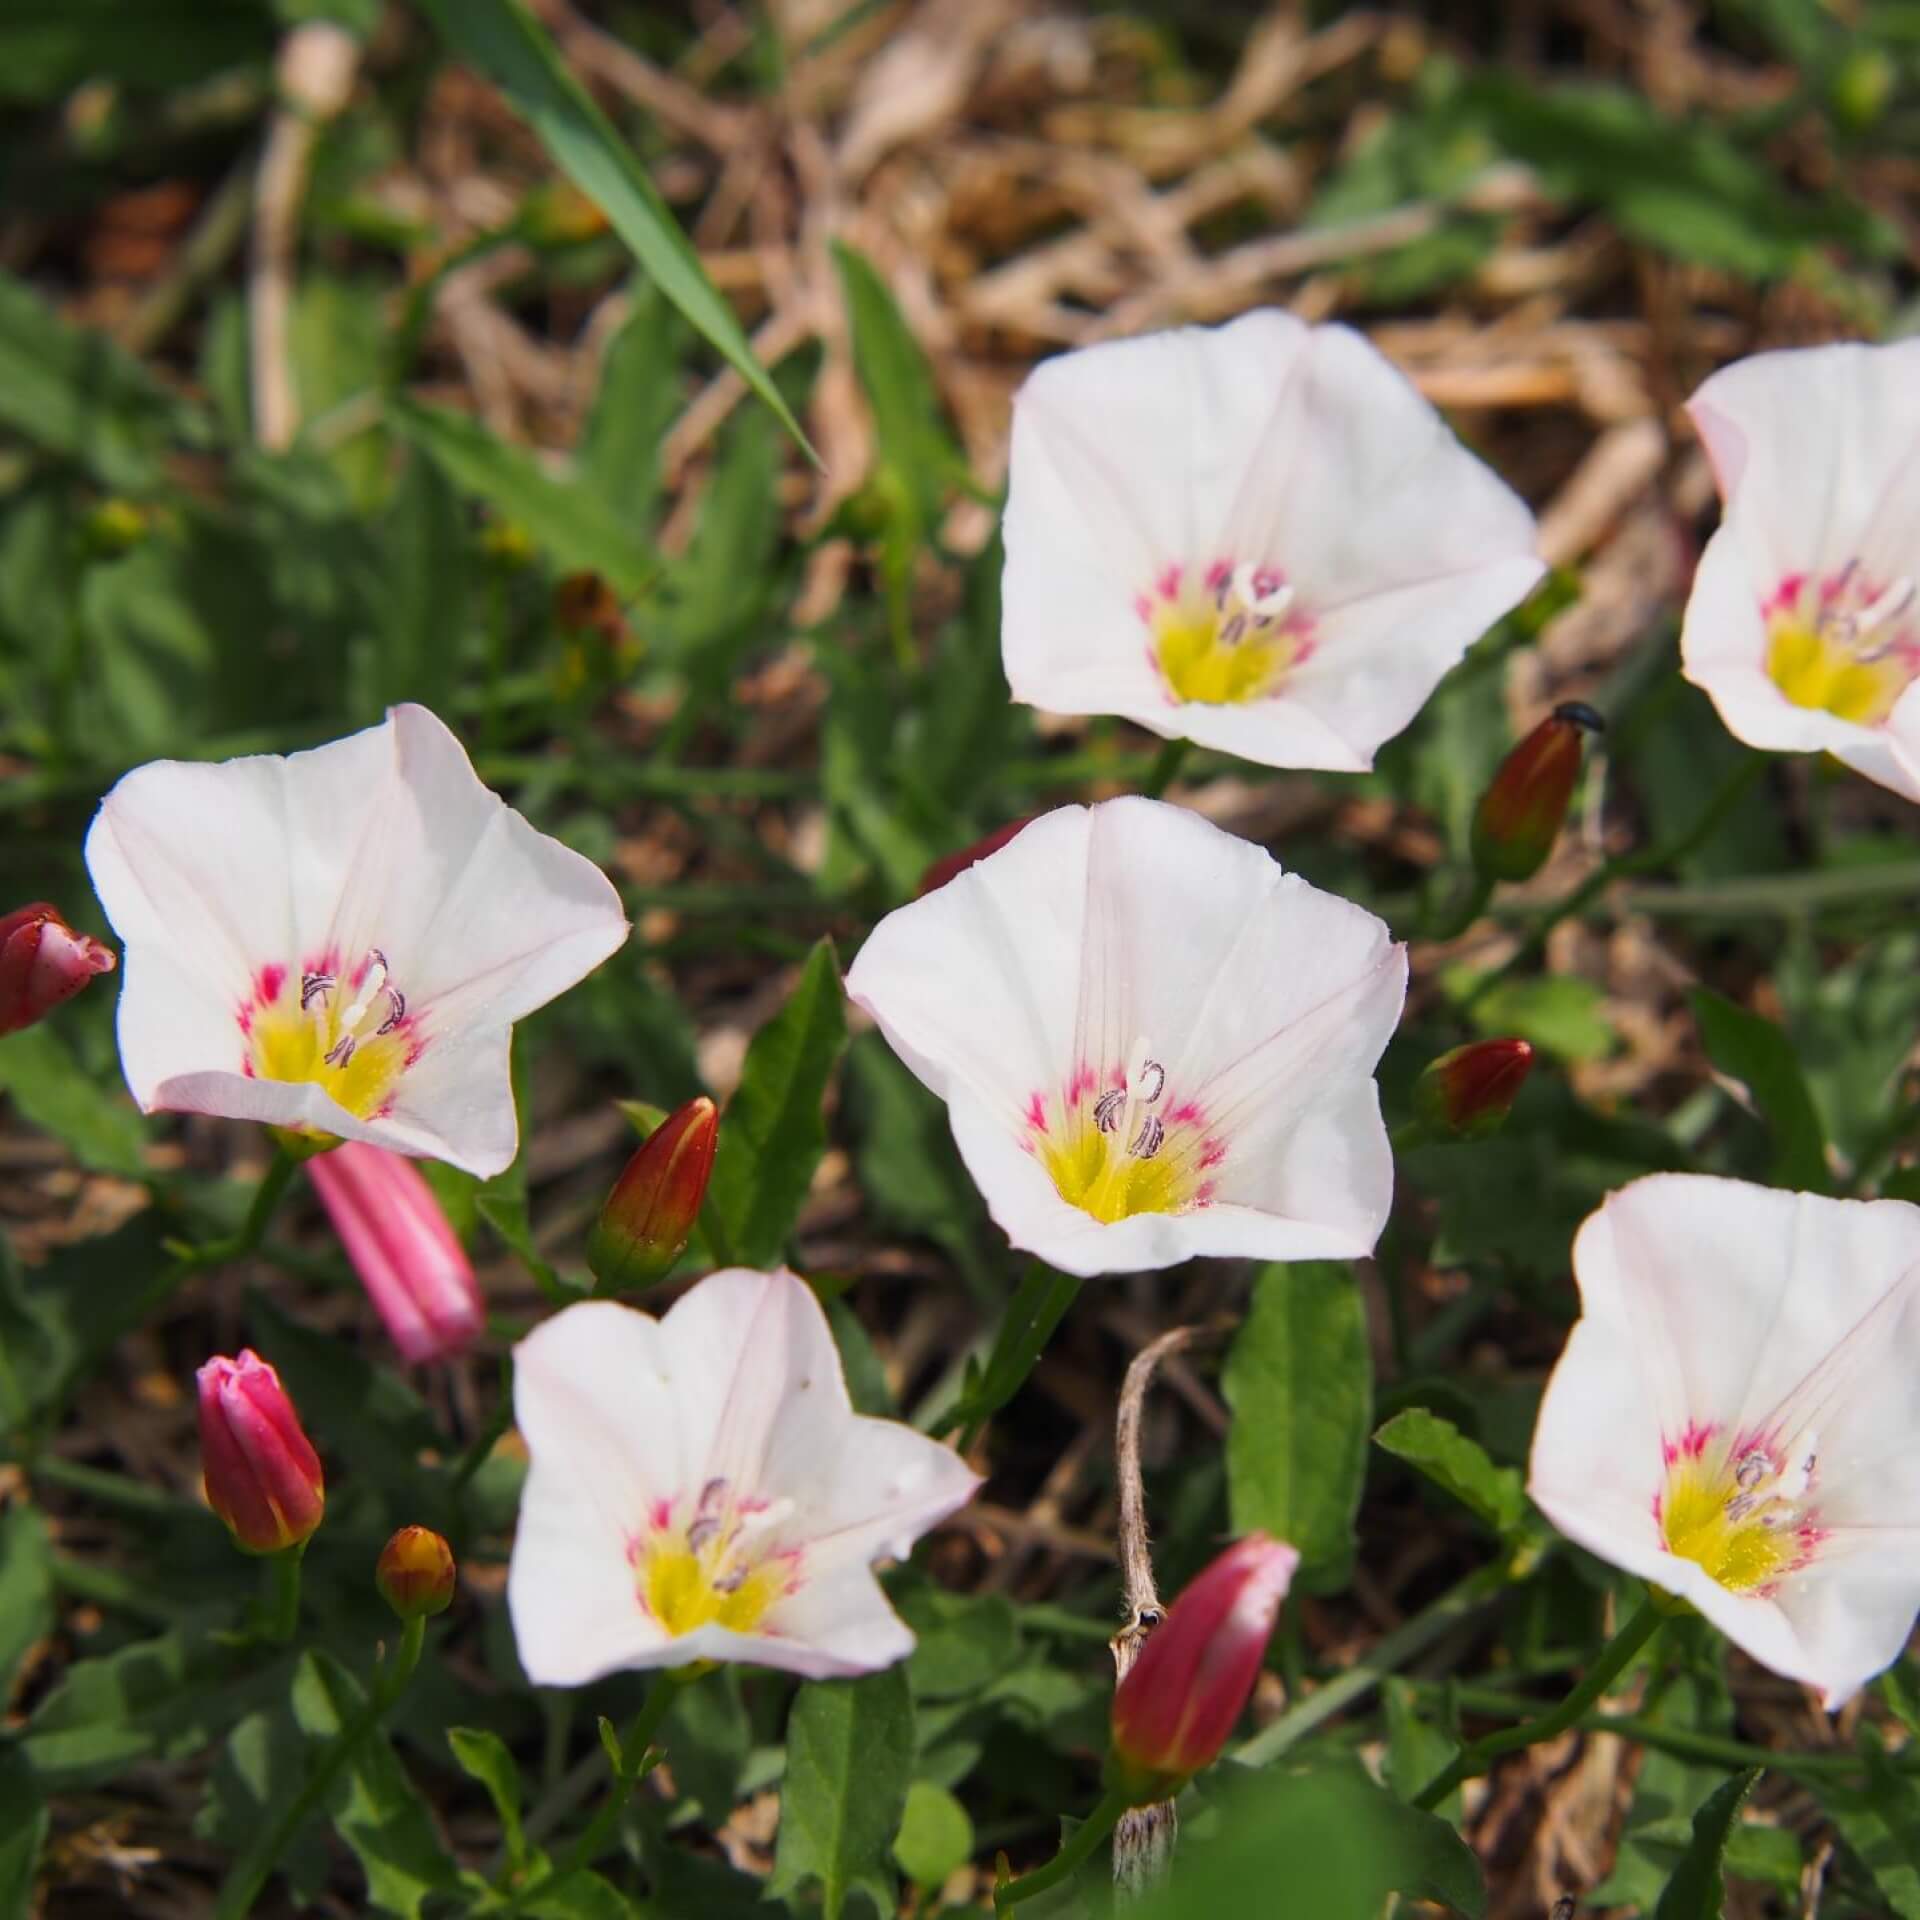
[414,0,811,456]
[390,399,653,594]
[0,1753,47,1918]
[0,0,271,100]
[448,1727,527,1872]
[704,939,848,1268]
[0,1505,54,1700]
[0,269,208,487]
[1811,1755,1920,1919]
[0,1024,150,1178]
[1692,987,1830,1191]
[1223,1263,1372,1590]
[1373,1408,1526,1540]
[579,282,682,528]
[1653,1769,1761,1920]
[768,1667,915,1920]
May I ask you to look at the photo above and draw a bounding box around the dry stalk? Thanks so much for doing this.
[1109,1316,1233,1902]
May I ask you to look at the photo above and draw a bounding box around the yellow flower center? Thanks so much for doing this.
[635,1479,793,1639]
[1025,1044,1222,1225]
[1765,567,1918,726]
[1657,1426,1821,1597]
[1145,560,1314,708]
[240,951,416,1123]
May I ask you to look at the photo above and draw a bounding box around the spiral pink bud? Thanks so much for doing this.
[0,903,115,1036]
[197,1351,325,1554]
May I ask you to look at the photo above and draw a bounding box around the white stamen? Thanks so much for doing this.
[1232,561,1295,621]
[338,956,388,1035]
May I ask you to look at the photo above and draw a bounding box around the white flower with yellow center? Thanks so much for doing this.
[1682,340,1920,802]
[1000,311,1544,772]
[1530,1174,1920,1710]
[845,798,1407,1278]
[506,1269,981,1683]
[84,704,628,1178]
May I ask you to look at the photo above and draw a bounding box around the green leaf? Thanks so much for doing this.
[0,1752,46,1917]
[23,1626,286,1790]
[1812,1754,1920,1918]
[1223,1263,1371,1591]
[449,1726,527,1873]
[197,1700,333,1909]
[0,0,271,99]
[0,1023,150,1177]
[1135,1757,1483,1919]
[414,0,811,457]
[1654,1769,1761,1920]
[0,1504,54,1701]
[390,399,653,594]
[893,1780,973,1891]
[1457,971,1615,1062]
[768,1666,915,1920]
[704,939,848,1268]
[1373,1408,1526,1541]
[369,449,470,716]
[579,282,682,531]
[0,269,208,488]
[1692,987,1830,1191]
[896,1582,1021,1700]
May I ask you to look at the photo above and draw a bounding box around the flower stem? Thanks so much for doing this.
[1411,1593,1661,1810]
[995,1787,1130,1912]
[1420,871,1495,944]
[215,1614,428,1919]
[1463,757,1764,1012]
[1140,739,1190,799]
[170,1145,302,1277]
[259,1544,304,1644]
[500,1668,697,1909]
[934,1263,1085,1451]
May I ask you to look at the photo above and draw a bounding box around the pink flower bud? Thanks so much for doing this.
[587,1096,718,1291]
[307,1143,484,1365]
[376,1526,457,1619]
[0,903,115,1036]
[197,1350,325,1554]
[1412,1038,1535,1141]
[1108,1533,1298,1798]
[1471,702,1603,884]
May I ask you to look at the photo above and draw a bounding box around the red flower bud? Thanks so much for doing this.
[307,1143,484,1365]
[918,818,1037,897]
[0,903,115,1036]
[376,1526,457,1619]
[1471,703,1603,884]
[197,1350,325,1554]
[1108,1533,1298,1799]
[1412,1038,1534,1141]
[588,1095,718,1291]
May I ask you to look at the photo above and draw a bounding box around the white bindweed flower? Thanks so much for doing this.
[1529,1174,1920,1709]
[507,1268,981,1683]
[85,704,628,1178]
[1001,311,1544,771]
[1682,339,1920,802]
[845,798,1407,1278]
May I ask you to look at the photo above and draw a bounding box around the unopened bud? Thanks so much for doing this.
[376,1526,456,1619]
[81,498,152,559]
[480,520,535,571]
[197,1351,325,1554]
[1107,1533,1298,1801]
[1471,703,1603,884]
[918,817,1037,896]
[588,1095,718,1291]
[0,904,115,1036]
[1412,1038,1534,1141]
[307,1142,484,1365]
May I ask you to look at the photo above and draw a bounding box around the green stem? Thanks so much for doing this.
[501,1670,695,1907]
[1411,1594,1661,1810]
[1420,872,1495,944]
[1464,758,1763,1012]
[995,1787,1130,1913]
[1140,739,1190,800]
[934,1264,1085,1451]
[171,1146,302,1277]
[216,1614,427,1919]
[260,1545,304,1645]
[1233,1561,1511,1767]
